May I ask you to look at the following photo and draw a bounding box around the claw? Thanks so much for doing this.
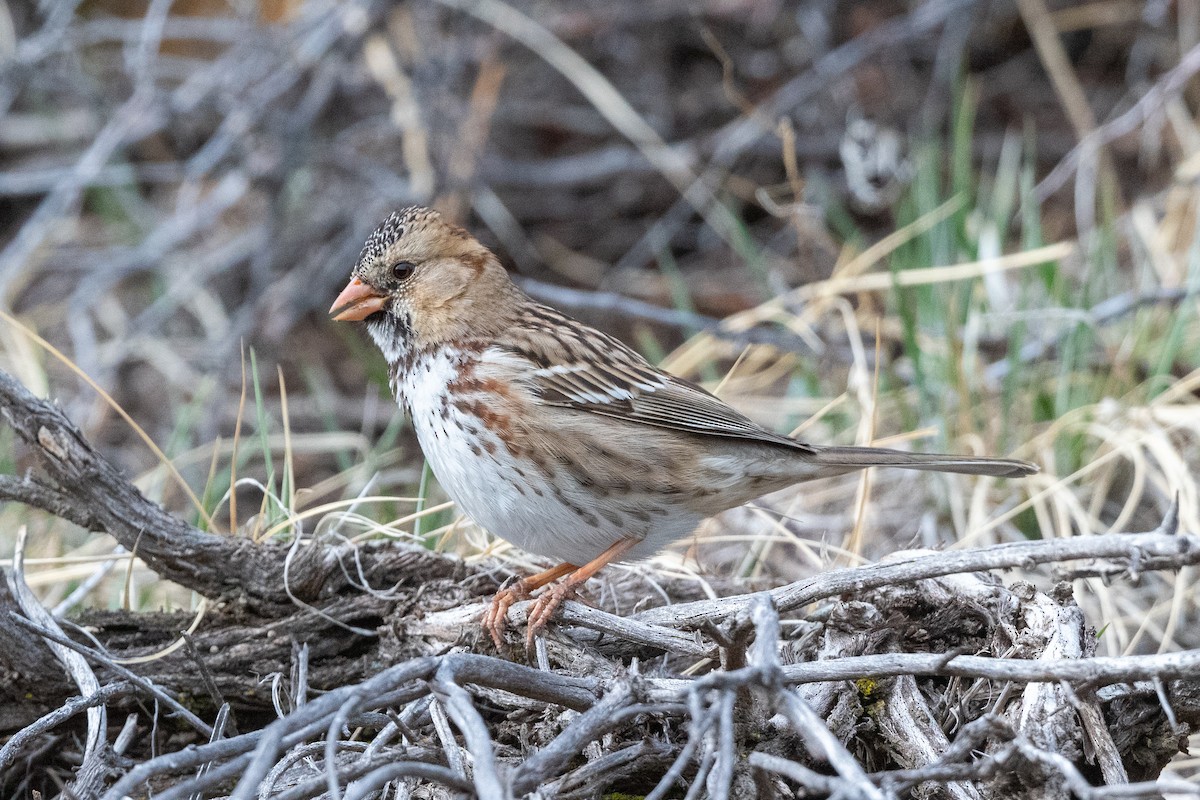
[482,562,576,648]
[481,540,637,649]
[524,581,579,648]
[484,582,531,648]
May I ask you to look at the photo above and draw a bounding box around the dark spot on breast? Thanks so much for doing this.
[567,465,595,487]
[451,358,477,379]
[564,464,613,498]
[600,508,623,528]
[584,441,639,472]
[549,484,602,527]
[527,450,554,479]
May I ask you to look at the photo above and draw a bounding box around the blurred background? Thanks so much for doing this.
[1,0,1198,692]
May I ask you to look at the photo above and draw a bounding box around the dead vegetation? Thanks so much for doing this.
[2,0,1200,797]
[2,366,1199,798]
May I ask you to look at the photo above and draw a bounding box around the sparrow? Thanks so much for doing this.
[330,207,1038,647]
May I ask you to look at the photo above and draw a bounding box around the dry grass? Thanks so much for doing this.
[3,0,1200,792]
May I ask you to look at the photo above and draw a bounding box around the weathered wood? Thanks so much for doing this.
[0,370,330,607]
[1,366,1198,798]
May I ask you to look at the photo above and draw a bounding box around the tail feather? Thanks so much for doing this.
[810,445,1038,478]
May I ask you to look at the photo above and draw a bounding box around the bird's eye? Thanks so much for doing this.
[391,261,416,281]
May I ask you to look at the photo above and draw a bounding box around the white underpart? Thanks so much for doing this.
[368,317,407,367]
[393,347,703,565]
[396,349,524,539]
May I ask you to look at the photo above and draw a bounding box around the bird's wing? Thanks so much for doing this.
[500,304,815,453]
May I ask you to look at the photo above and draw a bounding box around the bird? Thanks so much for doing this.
[330,207,1038,647]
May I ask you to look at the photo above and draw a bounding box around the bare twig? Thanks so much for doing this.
[636,525,1194,628]
[1036,41,1200,202]
[0,368,329,606]
[0,682,133,775]
[8,527,106,762]
[9,614,212,738]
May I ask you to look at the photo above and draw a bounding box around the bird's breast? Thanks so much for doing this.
[389,346,704,564]
[393,347,538,537]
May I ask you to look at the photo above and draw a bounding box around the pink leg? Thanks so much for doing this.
[524,538,638,647]
[483,561,577,648]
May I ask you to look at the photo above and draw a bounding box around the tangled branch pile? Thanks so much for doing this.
[3,0,1200,797]
[2,368,1199,795]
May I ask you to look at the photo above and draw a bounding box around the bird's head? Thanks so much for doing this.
[330,207,516,353]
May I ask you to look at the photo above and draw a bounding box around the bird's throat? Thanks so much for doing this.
[365,311,412,366]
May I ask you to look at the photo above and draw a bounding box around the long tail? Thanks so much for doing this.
[810,445,1038,478]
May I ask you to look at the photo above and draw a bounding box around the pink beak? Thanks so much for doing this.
[330,278,388,321]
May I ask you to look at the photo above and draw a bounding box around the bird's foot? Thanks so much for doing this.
[483,542,635,649]
[524,580,580,649]
[483,562,578,648]
[483,580,532,649]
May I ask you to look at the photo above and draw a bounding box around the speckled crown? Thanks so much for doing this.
[354,207,442,272]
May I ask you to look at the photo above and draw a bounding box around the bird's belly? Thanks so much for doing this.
[414,417,701,564]
[401,371,699,564]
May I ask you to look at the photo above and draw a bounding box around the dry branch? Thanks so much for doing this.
[2,0,1199,795]
[0,368,1197,797]
[0,370,325,607]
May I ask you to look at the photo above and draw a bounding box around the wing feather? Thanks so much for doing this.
[503,304,815,454]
